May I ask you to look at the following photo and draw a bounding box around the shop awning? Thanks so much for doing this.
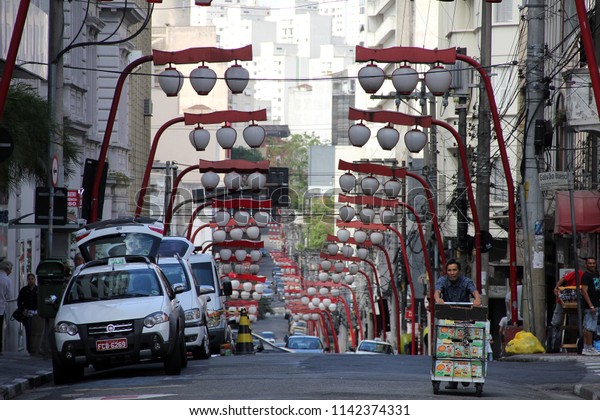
[554,190,600,234]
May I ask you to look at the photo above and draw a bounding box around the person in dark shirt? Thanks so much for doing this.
[580,257,600,356]
[17,273,38,355]
[434,259,481,306]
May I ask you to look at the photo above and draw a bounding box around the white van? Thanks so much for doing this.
[188,253,233,354]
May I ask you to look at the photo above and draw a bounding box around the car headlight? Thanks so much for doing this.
[56,321,79,336]
[207,315,221,328]
[144,311,169,328]
[185,308,200,322]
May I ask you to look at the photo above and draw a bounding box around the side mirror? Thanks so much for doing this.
[199,285,215,296]
[45,295,58,305]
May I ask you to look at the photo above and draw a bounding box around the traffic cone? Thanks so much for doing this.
[235,307,254,355]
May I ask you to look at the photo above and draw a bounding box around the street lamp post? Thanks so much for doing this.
[90,45,253,222]
[354,45,518,323]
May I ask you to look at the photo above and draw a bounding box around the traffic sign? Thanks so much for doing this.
[538,171,571,191]
[51,155,59,187]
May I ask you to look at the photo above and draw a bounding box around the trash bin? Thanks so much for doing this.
[36,259,70,319]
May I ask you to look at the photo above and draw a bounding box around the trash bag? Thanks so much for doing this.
[505,331,545,354]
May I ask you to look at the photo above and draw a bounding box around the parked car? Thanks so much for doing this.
[50,218,187,385]
[189,253,234,354]
[257,331,276,344]
[158,237,212,360]
[284,335,325,353]
[355,339,395,355]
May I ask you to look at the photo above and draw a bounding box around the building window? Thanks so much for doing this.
[494,0,513,24]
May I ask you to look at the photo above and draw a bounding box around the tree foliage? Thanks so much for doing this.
[0,83,81,194]
[302,195,334,250]
[230,146,264,162]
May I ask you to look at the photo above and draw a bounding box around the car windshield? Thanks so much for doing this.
[358,341,393,354]
[158,263,191,291]
[64,269,163,303]
[191,261,218,288]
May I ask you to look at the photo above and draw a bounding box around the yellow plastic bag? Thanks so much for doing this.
[505,331,545,354]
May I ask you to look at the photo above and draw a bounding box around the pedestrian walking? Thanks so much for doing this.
[17,273,38,355]
[580,257,600,356]
[0,260,14,355]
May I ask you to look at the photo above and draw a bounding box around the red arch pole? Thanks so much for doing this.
[363,258,386,342]
[135,116,185,218]
[339,283,364,342]
[186,203,211,240]
[191,222,212,243]
[374,244,401,350]
[358,269,378,339]
[164,165,199,235]
[321,310,340,353]
[396,233,417,355]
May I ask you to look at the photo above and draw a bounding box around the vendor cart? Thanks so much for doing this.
[430,303,489,397]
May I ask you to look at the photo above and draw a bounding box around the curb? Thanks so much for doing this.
[0,370,53,400]
[574,383,600,400]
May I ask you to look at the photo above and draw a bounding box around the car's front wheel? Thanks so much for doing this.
[164,332,183,375]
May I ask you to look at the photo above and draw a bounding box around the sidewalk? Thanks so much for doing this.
[0,350,599,399]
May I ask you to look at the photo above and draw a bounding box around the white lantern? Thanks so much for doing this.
[334,261,345,273]
[357,247,369,260]
[380,207,396,225]
[358,63,385,94]
[249,264,260,274]
[308,303,316,310]
[242,281,253,292]
[383,178,401,198]
[224,63,249,94]
[310,313,320,321]
[322,298,332,307]
[312,297,321,306]
[339,172,356,193]
[230,227,244,241]
[212,229,227,243]
[234,210,251,226]
[158,66,184,97]
[214,209,230,227]
[319,287,329,296]
[230,290,239,299]
[201,171,220,191]
[331,288,341,297]
[230,279,240,290]
[341,244,354,258]
[234,264,243,274]
[318,272,329,282]
[320,260,332,271]
[254,283,265,294]
[360,175,380,196]
[425,65,452,96]
[301,296,310,305]
[248,305,258,314]
[348,123,371,147]
[247,172,266,192]
[404,129,428,153]
[329,303,338,312]
[327,243,339,256]
[243,124,266,148]
[254,211,270,227]
[391,65,419,95]
[190,65,217,95]
[331,273,342,283]
[250,249,262,261]
[336,228,351,243]
[219,249,232,261]
[234,249,247,261]
[241,291,251,300]
[339,204,356,222]
[370,231,384,245]
[246,226,260,240]
[318,302,326,311]
[216,125,237,149]
[354,229,368,244]
[307,287,317,296]
[348,263,359,274]
[359,206,376,224]
[224,171,242,191]
[189,127,210,151]
[344,274,355,284]
[221,263,232,274]
[377,124,400,150]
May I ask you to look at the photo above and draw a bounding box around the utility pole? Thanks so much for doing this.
[46,0,64,258]
[456,47,469,273]
[523,0,546,338]
[476,2,492,306]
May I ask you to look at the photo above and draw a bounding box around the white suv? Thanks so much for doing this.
[158,237,212,359]
[50,218,187,384]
